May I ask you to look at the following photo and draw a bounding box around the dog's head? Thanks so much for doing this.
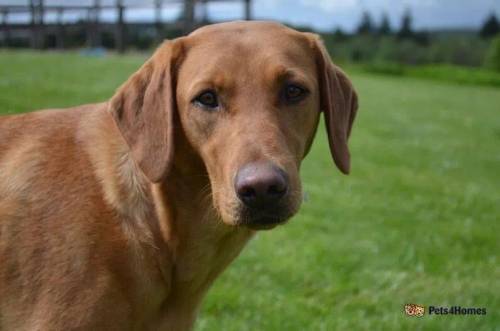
[109,21,358,230]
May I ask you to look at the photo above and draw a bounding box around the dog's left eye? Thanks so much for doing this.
[283,84,308,103]
[194,90,219,109]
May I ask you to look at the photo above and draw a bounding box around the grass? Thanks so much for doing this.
[1,50,499,330]
[358,62,500,87]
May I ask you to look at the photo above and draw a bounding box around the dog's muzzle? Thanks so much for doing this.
[234,161,291,229]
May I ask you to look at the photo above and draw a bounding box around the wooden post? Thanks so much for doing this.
[38,0,45,49]
[86,7,92,48]
[29,0,37,48]
[56,7,65,49]
[244,0,251,20]
[1,10,9,47]
[29,0,46,49]
[200,0,208,23]
[116,0,125,53]
[93,0,101,48]
[87,0,101,48]
[155,0,162,43]
[183,0,195,33]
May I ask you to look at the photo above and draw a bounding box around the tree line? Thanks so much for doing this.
[321,10,500,72]
[337,10,500,40]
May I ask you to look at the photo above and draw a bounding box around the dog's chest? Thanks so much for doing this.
[137,223,254,331]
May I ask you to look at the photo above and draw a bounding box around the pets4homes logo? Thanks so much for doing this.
[404,304,487,317]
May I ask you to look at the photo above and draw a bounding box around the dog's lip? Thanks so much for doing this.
[222,200,297,230]
[243,220,286,231]
[238,211,290,230]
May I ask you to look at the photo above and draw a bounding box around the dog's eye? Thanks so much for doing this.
[283,84,308,103]
[194,90,219,109]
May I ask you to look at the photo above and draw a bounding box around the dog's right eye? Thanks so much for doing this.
[193,90,219,109]
[282,84,308,104]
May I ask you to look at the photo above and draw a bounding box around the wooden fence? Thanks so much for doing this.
[0,0,252,52]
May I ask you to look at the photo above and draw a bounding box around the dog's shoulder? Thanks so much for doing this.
[0,103,169,330]
[0,103,104,154]
[0,103,113,225]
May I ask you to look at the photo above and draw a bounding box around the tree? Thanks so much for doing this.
[479,13,500,38]
[357,11,374,35]
[333,26,348,41]
[485,36,500,71]
[413,30,430,46]
[398,9,414,40]
[378,12,391,35]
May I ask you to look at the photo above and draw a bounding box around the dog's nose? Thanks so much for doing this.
[235,161,288,208]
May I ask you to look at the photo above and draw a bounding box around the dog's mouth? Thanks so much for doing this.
[235,204,294,230]
[216,196,297,230]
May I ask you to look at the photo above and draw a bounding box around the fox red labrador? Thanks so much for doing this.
[0,21,358,330]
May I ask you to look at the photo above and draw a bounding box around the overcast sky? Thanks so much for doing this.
[3,0,500,32]
[207,0,500,32]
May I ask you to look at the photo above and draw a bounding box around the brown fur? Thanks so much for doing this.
[0,21,358,331]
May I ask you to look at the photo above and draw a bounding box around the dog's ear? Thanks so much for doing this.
[109,40,184,183]
[309,35,358,174]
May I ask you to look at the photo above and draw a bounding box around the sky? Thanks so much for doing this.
[206,0,500,32]
[2,0,500,32]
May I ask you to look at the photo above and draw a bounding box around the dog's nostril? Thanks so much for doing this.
[267,184,286,196]
[240,186,256,199]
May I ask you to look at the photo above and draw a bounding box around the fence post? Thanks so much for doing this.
[1,9,9,47]
[56,7,64,49]
[93,0,101,48]
[200,0,208,23]
[155,0,162,43]
[183,0,195,33]
[29,0,37,48]
[38,0,45,49]
[244,0,251,20]
[116,0,125,53]
[87,0,101,48]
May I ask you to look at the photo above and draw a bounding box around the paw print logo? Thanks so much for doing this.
[404,303,425,317]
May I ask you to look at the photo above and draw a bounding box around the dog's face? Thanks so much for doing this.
[176,23,321,229]
[110,21,358,230]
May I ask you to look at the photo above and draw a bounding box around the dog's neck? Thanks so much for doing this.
[152,161,253,285]
[149,146,254,327]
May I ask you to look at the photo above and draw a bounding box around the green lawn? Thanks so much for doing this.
[1,51,499,330]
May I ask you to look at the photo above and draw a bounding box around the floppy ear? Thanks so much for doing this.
[109,40,183,183]
[311,36,358,174]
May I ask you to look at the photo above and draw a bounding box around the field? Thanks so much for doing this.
[0,51,499,330]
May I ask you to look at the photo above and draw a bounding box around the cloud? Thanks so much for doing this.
[300,0,359,12]
[298,0,442,14]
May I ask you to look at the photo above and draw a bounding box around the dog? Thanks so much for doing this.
[0,21,358,330]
